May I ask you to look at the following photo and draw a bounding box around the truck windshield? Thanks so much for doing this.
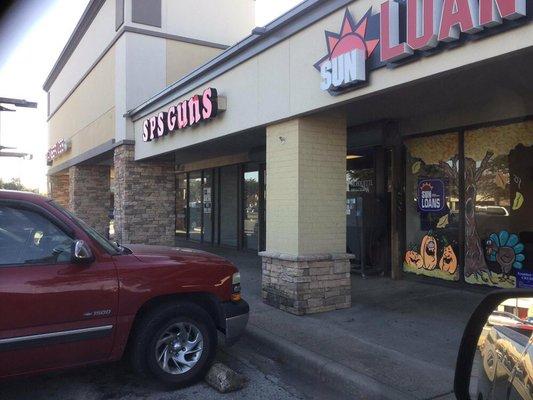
[49,200,121,255]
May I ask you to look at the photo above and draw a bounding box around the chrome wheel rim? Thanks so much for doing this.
[155,322,204,375]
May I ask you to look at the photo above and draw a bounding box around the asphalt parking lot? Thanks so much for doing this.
[0,336,351,400]
[0,351,300,400]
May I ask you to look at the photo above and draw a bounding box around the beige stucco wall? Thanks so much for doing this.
[266,112,347,256]
[166,40,223,85]
[124,0,254,46]
[48,47,116,165]
[133,0,533,161]
[48,0,117,114]
[163,0,255,46]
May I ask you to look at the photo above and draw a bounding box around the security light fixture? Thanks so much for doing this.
[252,26,267,35]
[346,155,363,160]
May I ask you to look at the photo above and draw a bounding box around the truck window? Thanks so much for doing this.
[48,201,121,255]
[0,205,74,266]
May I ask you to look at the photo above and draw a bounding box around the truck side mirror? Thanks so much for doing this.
[454,290,533,400]
[72,240,94,264]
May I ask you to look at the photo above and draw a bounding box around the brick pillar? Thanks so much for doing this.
[259,110,352,315]
[48,173,70,209]
[69,165,111,237]
[113,144,175,246]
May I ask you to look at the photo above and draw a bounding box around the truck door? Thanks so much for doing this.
[0,202,119,377]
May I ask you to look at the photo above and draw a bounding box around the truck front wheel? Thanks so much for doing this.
[130,302,217,386]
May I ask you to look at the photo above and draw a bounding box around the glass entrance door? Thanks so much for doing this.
[188,171,202,241]
[346,147,391,275]
[243,166,260,250]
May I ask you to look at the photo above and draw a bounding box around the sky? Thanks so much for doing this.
[0,0,302,193]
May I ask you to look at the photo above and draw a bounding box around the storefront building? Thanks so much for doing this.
[47,0,533,315]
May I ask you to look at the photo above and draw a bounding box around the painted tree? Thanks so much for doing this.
[464,152,494,279]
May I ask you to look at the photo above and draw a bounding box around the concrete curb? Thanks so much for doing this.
[245,323,416,400]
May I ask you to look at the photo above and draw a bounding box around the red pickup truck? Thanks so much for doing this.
[0,190,249,386]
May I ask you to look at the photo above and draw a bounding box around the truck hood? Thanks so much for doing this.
[125,244,230,265]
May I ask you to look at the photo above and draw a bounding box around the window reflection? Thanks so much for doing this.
[473,298,533,400]
[244,169,259,250]
[188,172,202,241]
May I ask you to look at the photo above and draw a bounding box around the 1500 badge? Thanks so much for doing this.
[83,309,112,318]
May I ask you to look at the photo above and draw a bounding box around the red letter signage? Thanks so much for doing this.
[479,0,526,27]
[316,4,528,95]
[438,0,481,42]
[407,0,443,50]
[381,0,413,62]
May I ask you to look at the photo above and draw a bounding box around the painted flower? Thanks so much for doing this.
[485,230,525,271]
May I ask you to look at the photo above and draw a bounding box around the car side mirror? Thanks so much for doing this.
[72,240,94,264]
[454,290,533,400]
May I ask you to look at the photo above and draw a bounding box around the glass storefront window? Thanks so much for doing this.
[176,173,187,237]
[404,133,461,281]
[188,171,202,241]
[203,170,214,243]
[175,163,265,251]
[243,167,260,250]
[220,165,239,247]
[464,121,533,288]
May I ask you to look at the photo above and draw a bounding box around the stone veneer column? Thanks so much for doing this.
[69,165,111,236]
[259,110,352,315]
[48,173,70,209]
[113,144,175,246]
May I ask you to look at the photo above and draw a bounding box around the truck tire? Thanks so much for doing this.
[130,301,217,386]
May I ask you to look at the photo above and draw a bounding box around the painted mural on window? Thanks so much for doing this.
[464,122,533,288]
[404,133,460,281]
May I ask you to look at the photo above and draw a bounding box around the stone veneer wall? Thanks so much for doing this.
[113,144,175,246]
[69,165,111,236]
[260,252,352,315]
[48,173,70,209]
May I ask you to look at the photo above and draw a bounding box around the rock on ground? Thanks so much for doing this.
[205,362,247,393]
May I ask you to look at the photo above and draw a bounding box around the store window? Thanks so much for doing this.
[175,163,265,251]
[176,173,187,237]
[188,171,202,241]
[404,133,461,281]
[220,165,239,247]
[243,166,260,250]
[203,170,214,243]
[464,121,533,288]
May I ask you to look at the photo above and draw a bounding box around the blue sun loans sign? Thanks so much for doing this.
[418,179,445,212]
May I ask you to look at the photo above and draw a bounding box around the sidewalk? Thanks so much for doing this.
[177,241,486,399]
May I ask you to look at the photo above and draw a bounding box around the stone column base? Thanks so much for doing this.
[259,252,353,315]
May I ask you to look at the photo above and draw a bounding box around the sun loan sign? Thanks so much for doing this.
[316,0,528,94]
[418,179,446,212]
